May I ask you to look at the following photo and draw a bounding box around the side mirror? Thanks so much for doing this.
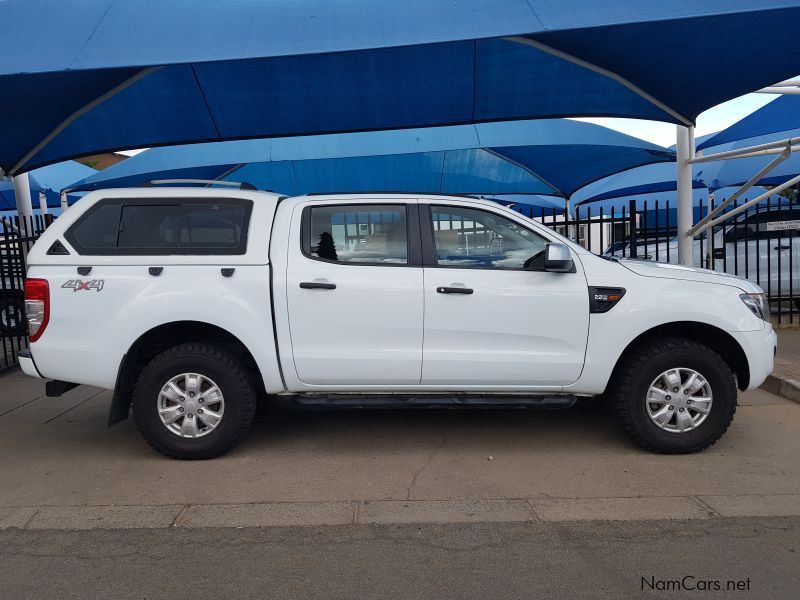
[544,242,574,273]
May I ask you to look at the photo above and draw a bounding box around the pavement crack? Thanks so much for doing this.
[691,496,723,518]
[0,394,44,418]
[44,390,104,424]
[406,428,447,501]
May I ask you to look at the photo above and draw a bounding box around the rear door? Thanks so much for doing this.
[284,201,424,386]
[419,202,589,388]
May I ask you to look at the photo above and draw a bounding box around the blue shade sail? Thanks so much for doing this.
[698,95,800,150]
[66,120,673,198]
[2,0,799,174]
[573,163,692,205]
[698,128,800,191]
[0,161,95,211]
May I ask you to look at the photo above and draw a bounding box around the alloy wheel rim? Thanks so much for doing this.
[157,372,225,438]
[646,367,713,433]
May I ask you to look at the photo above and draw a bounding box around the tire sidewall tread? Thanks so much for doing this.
[612,337,737,454]
[132,343,257,459]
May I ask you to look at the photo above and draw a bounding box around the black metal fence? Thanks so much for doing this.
[520,194,800,326]
[1,214,52,372]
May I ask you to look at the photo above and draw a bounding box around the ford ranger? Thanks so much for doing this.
[18,187,776,459]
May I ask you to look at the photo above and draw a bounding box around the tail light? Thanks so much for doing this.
[24,278,50,342]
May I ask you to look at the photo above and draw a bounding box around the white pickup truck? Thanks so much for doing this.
[19,187,776,459]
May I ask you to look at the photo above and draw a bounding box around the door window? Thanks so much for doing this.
[305,204,408,265]
[429,205,548,269]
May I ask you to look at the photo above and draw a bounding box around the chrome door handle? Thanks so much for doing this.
[300,281,336,290]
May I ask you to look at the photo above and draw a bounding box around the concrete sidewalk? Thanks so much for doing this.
[1,370,799,530]
[762,328,800,402]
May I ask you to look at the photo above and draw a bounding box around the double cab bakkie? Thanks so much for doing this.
[19,187,776,459]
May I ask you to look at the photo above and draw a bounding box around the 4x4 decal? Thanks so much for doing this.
[61,279,105,292]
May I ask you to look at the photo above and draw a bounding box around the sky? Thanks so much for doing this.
[573,93,778,147]
[118,92,780,157]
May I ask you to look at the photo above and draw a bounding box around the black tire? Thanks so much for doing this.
[132,343,256,459]
[611,337,737,454]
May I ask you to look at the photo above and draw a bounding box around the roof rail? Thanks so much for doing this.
[138,179,258,191]
[303,191,495,199]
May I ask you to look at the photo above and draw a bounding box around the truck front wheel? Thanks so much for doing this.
[132,343,257,459]
[611,337,737,454]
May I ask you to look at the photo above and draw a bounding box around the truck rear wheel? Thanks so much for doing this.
[611,337,737,454]
[132,343,257,459]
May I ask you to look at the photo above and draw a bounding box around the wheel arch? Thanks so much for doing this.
[109,320,264,426]
[609,321,750,393]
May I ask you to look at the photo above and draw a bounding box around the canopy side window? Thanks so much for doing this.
[65,197,252,255]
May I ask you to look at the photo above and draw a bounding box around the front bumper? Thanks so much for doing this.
[18,349,42,378]
[730,326,777,391]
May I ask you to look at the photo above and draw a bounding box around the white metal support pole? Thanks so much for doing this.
[60,191,68,212]
[11,173,33,218]
[11,173,34,265]
[676,125,694,265]
[705,191,715,269]
[38,191,49,215]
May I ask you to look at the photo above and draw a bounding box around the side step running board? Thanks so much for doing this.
[289,393,577,410]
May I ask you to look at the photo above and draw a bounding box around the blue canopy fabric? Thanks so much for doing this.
[699,130,800,191]
[582,99,800,205]
[573,141,800,205]
[66,120,673,198]
[692,96,800,188]
[0,161,95,211]
[697,95,800,150]
[2,0,799,175]
[573,163,690,205]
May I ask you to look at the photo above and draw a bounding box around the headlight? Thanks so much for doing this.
[740,293,770,321]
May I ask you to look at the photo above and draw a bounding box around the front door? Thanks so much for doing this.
[420,203,589,388]
[285,201,424,386]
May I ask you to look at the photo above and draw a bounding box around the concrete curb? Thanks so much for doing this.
[2,495,799,531]
[760,374,800,404]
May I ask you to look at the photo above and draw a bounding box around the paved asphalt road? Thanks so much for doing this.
[1,517,798,599]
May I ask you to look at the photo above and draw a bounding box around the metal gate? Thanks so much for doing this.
[1,215,52,372]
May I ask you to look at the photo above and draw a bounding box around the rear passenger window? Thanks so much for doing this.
[305,205,408,265]
[66,198,251,255]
